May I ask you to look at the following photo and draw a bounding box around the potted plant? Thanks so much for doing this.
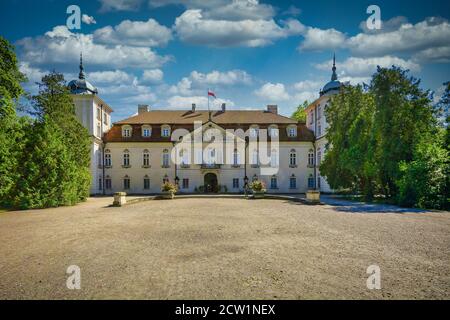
[250,180,266,199]
[161,182,178,199]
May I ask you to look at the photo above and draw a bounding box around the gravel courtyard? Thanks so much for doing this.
[0,197,449,299]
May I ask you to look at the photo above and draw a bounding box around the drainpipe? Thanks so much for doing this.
[100,104,106,196]
[313,106,317,190]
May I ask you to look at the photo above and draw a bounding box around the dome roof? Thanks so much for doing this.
[68,53,98,95]
[68,78,98,95]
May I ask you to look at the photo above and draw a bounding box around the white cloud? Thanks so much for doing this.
[282,5,301,17]
[299,27,346,51]
[93,18,172,47]
[347,17,450,58]
[315,56,421,79]
[169,77,193,96]
[174,9,303,47]
[190,70,252,86]
[413,46,450,63]
[17,26,170,69]
[99,0,143,12]
[88,70,135,84]
[254,82,290,101]
[82,14,97,25]
[166,95,234,109]
[141,69,164,83]
[203,0,275,21]
[19,62,46,85]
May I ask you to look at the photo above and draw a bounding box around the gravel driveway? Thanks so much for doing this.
[0,197,448,299]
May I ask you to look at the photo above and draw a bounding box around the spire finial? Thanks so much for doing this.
[79,52,85,80]
[331,52,337,81]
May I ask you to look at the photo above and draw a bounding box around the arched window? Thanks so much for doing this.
[142,149,150,167]
[180,148,190,166]
[123,175,130,190]
[122,125,132,137]
[104,149,112,167]
[270,148,278,167]
[270,175,277,189]
[123,149,130,167]
[142,125,152,137]
[308,149,314,166]
[162,149,170,167]
[317,148,322,164]
[289,174,297,189]
[289,149,297,167]
[161,125,171,137]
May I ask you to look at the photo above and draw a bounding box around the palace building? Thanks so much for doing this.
[69,55,341,195]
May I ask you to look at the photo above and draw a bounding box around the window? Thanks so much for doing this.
[123,150,130,167]
[98,177,103,190]
[182,178,189,189]
[122,125,132,138]
[233,178,239,189]
[142,125,151,137]
[162,149,170,167]
[269,125,278,138]
[97,107,101,120]
[318,106,322,119]
[105,176,112,190]
[233,149,240,166]
[105,150,112,167]
[123,176,130,190]
[308,149,314,167]
[163,174,169,184]
[143,150,150,167]
[161,125,170,137]
[252,174,258,182]
[317,149,322,164]
[252,149,259,166]
[270,149,278,167]
[249,125,259,138]
[103,113,108,125]
[318,122,322,136]
[143,176,150,190]
[180,149,189,166]
[317,177,321,189]
[270,176,277,189]
[287,126,297,137]
[97,124,101,137]
[289,175,297,189]
[308,175,314,189]
[289,149,297,167]
[309,111,313,125]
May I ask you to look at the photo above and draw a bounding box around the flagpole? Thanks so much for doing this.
[208,88,211,121]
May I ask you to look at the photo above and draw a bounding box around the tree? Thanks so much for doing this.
[320,85,377,200]
[291,100,309,122]
[0,37,27,206]
[370,66,435,198]
[396,131,449,209]
[13,72,91,209]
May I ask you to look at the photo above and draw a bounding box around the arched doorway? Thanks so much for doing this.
[204,173,218,193]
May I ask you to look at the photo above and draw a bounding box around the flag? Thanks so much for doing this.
[208,90,216,98]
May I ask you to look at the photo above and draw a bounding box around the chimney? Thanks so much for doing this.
[138,104,149,114]
[221,103,226,112]
[192,103,196,112]
[267,104,278,114]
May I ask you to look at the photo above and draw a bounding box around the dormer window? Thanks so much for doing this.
[122,125,132,138]
[249,125,259,138]
[161,125,171,137]
[268,125,278,138]
[287,125,297,137]
[142,125,152,137]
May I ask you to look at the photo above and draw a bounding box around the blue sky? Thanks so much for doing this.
[1,0,450,121]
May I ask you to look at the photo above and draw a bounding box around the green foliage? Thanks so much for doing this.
[291,100,309,122]
[0,36,26,100]
[321,66,447,209]
[250,180,266,192]
[161,182,178,193]
[320,85,377,200]
[396,133,449,209]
